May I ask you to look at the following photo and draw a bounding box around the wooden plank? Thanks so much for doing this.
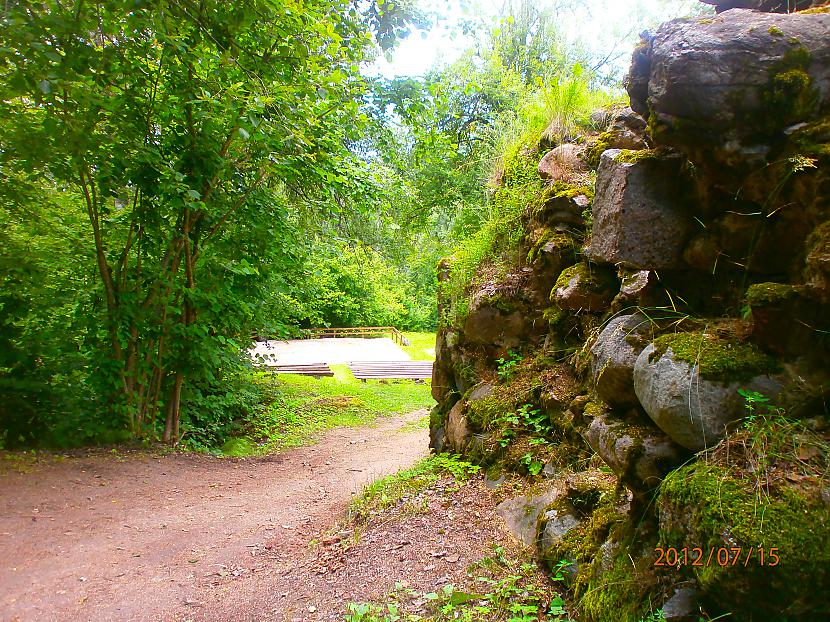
[348,360,433,380]
[262,363,334,378]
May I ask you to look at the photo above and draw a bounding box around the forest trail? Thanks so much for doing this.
[0,411,430,622]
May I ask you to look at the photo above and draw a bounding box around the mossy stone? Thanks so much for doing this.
[650,332,779,383]
[659,463,830,618]
[745,282,802,307]
[612,148,663,164]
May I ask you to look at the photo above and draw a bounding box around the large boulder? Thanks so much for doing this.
[627,10,830,173]
[591,314,651,407]
[700,0,826,12]
[584,413,685,494]
[633,334,783,451]
[586,150,693,270]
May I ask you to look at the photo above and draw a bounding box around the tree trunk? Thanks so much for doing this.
[162,373,183,444]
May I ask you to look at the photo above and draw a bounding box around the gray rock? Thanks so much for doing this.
[445,401,470,452]
[468,383,495,403]
[584,413,684,493]
[539,192,590,228]
[586,150,692,270]
[495,487,562,546]
[542,462,559,480]
[591,314,651,407]
[596,538,621,573]
[627,10,830,153]
[701,0,822,12]
[633,344,783,451]
[538,143,589,183]
[540,507,582,553]
[661,585,701,622]
[484,468,507,489]
[430,425,445,453]
[552,264,617,312]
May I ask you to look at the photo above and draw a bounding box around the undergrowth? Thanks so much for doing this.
[222,366,434,455]
[344,544,574,622]
[347,454,480,526]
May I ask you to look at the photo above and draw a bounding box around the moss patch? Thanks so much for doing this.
[650,332,779,383]
[791,117,830,161]
[577,532,663,622]
[763,46,820,128]
[526,228,577,265]
[542,180,595,203]
[612,148,664,164]
[586,131,614,169]
[553,262,603,293]
[659,463,830,618]
[746,282,802,307]
[768,25,785,36]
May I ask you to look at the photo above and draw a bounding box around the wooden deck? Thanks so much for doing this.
[347,361,433,381]
[262,363,334,378]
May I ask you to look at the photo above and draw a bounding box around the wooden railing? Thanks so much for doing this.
[301,326,411,346]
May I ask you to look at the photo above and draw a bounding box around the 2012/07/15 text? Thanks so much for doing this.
[654,547,781,568]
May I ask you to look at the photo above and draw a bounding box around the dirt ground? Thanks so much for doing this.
[249,338,411,366]
[0,411,451,622]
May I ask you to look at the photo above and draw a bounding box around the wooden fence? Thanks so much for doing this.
[300,326,411,346]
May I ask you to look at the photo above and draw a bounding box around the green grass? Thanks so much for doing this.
[223,365,435,455]
[344,544,573,622]
[402,332,437,361]
[347,454,480,526]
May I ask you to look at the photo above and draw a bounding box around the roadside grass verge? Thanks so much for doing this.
[347,454,480,526]
[221,365,434,456]
[402,332,437,361]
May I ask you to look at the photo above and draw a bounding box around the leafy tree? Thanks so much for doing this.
[0,0,375,442]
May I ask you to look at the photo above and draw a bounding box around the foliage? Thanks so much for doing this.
[225,365,434,454]
[344,546,574,622]
[496,350,524,380]
[0,0,388,443]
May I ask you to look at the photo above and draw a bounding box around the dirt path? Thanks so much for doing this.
[0,411,430,622]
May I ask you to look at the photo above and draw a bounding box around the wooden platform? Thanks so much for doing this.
[348,361,433,381]
[263,363,334,378]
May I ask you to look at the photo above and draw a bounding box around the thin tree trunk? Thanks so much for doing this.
[163,373,183,444]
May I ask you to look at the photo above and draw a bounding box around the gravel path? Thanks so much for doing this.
[250,338,411,365]
[0,411,429,622]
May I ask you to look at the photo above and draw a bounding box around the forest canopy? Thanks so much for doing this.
[0,0,699,448]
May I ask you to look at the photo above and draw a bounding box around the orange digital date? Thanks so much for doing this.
[654,547,780,568]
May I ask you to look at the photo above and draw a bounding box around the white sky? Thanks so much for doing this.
[367,0,708,79]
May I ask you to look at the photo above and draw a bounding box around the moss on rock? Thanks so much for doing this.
[526,228,577,265]
[659,463,830,618]
[577,530,663,622]
[763,46,820,127]
[586,131,615,169]
[746,282,802,307]
[612,148,664,164]
[650,332,780,382]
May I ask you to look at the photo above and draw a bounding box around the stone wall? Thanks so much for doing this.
[430,5,830,621]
